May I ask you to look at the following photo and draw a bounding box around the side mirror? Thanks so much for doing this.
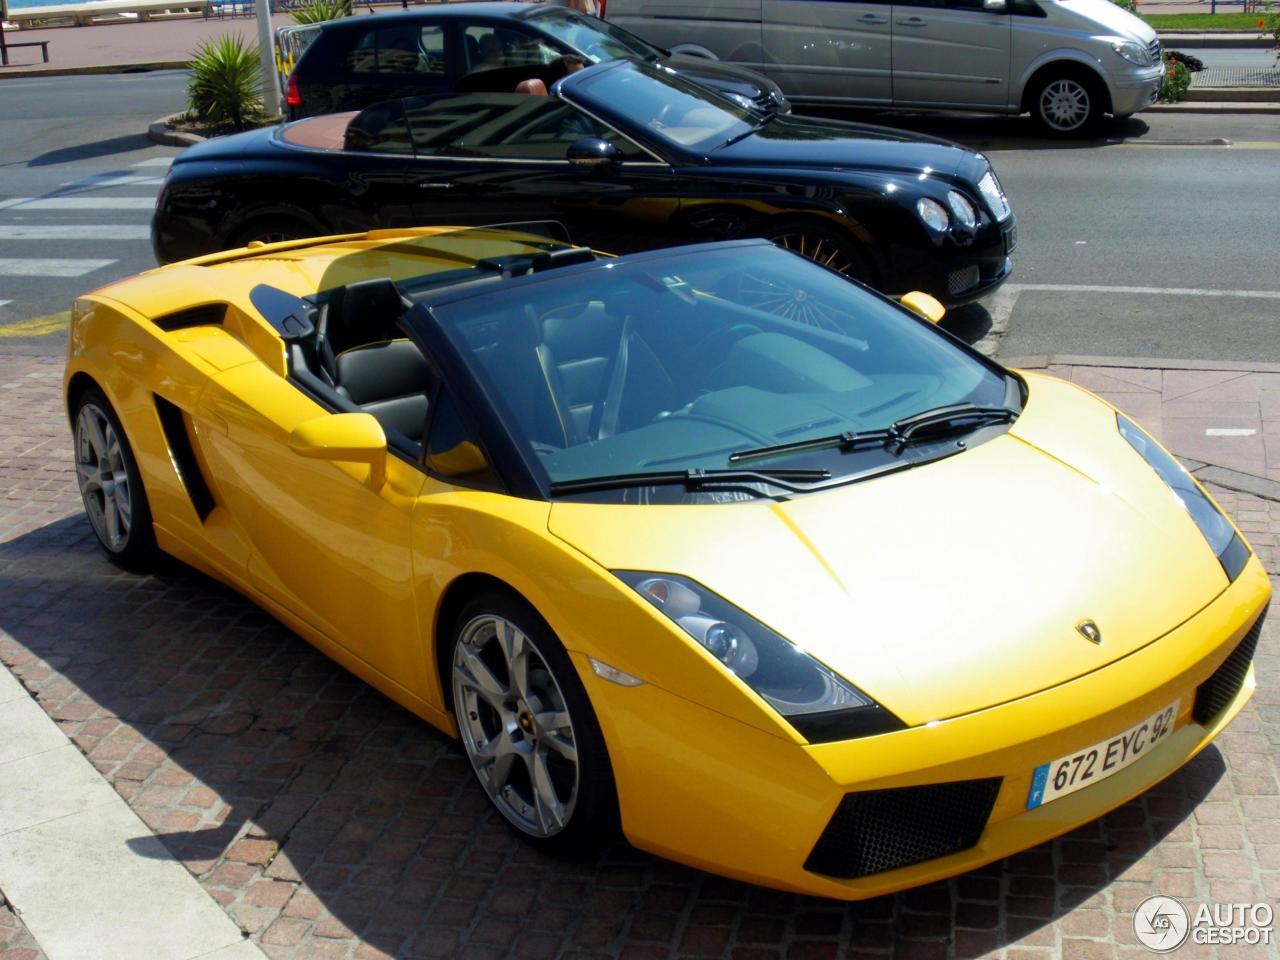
[983,0,1007,10]
[899,291,946,324]
[289,412,388,487]
[567,137,621,170]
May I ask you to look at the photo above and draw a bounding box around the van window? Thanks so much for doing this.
[1011,0,1047,15]
[344,26,446,75]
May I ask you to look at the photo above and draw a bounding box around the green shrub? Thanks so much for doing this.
[1158,52,1191,102]
[187,34,265,132]
[1110,0,1138,13]
[290,0,351,25]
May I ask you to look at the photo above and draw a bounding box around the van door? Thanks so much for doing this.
[610,0,764,72]
[891,0,1011,108]
[761,0,892,105]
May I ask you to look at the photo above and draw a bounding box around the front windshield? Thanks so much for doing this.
[566,61,755,150]
[431,245,1010,498]
[529,8,663,63]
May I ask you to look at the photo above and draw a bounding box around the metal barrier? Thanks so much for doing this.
[274,21,321,94]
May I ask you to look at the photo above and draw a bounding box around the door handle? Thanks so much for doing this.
[895,15,927,24]
[417,182,455,190]
[857,13,889,22]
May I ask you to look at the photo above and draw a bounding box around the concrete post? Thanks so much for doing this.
[257,0,281,117]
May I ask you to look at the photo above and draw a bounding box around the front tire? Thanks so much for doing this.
[449,590,618,851]
[1031,70,1104,136]
[72,387,156,570]
[763,220,878,288]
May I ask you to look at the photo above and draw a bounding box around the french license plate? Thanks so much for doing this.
[1026,700,1179,809]
[1003,224,1018,254]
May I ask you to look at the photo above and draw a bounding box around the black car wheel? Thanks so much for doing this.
[1031,70,1103,136]
[762,220,877,287]
[449,589,619,852]
[72,387,156,570]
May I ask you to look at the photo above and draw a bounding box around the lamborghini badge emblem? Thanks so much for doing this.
[1076,620,1102,645]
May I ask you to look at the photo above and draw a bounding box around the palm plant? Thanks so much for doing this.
[187,34,265,132]
[290,0,351,25]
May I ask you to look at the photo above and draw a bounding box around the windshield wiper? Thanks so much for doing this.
[729,403,1016,464]
[548,467,830,495]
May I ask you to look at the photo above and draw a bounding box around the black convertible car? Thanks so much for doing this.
[153,60,1017,305]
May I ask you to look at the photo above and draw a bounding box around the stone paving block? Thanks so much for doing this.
[2,352,1278,960]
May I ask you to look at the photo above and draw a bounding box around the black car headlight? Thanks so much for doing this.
[616,571,905,743]
[1116,414,1250,580]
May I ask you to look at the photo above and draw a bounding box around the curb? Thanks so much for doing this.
[1186,86,1280,103]
[0,60,187,79]
[1002,354,1280,374]
[1147,100,1280,113]
[148,112,204,147]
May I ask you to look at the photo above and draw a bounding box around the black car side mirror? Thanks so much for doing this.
[567,137,621,171]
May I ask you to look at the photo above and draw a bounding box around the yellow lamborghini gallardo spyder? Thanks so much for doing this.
[66,226,1269,899]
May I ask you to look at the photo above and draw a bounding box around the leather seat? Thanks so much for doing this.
[334,339,435,448]
[318,278,412,383]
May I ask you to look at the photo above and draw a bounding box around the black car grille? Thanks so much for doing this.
[804,778,1002,879]
[1193,613,1265,725]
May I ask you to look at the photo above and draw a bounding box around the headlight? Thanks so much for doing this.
[1111,40,1150,65]
[616,572,905,742]
[916,197,950,232]
[1116,414,1250,580]
[977,169,1011,222]
[946,191,977,230]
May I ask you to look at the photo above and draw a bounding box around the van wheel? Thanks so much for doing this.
[1031,70,1103,136]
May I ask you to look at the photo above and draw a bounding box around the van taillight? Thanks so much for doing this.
[287,73,302,107]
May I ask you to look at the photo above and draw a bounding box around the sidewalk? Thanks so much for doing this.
[0,346,1276,960]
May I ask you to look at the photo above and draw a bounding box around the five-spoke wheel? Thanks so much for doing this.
[450,592,617,849]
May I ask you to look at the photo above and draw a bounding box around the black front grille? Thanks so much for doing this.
[804,778,1002,879]
[1193,613,1265,725]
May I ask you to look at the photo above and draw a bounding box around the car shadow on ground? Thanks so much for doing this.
[26,133,158,167]
[0,510,1227,958]
[800,107,1154,152]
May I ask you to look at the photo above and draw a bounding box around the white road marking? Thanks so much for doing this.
[1205,428,1257,437]
[57,174,164,190]
[975,283,1021,358]
[0,198,155,211]
[0,259,116,277]
[2,225,151,240]
[131,157,174,168]
[1012,283,1280,301]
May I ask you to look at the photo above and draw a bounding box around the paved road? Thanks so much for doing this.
[1,71,1278,365]
[0,70,185,348]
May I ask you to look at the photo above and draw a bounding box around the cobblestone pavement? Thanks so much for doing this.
[0,892,48,960]
[1,351,1277,960]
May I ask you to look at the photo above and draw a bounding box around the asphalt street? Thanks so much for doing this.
[0,70,1278,363]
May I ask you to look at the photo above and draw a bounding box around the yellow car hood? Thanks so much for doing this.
[548,374,1230,725]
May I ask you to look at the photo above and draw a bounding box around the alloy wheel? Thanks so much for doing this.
[1039,78,1091,132]
[74,402,132,552]
[452,614,580,837]
[737,268,859,333]
[770,232,856,276]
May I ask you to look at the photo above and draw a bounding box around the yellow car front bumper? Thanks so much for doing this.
[579,553,1270,899]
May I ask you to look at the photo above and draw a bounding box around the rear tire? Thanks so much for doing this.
[72,387,156,570]
[449,589,619,853]
[1030,70,1104,136]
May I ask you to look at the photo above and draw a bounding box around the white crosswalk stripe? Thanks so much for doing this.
[0,259,117,277]
[0,153,172,330]
[5,226,151,240]
[0,197,157,211]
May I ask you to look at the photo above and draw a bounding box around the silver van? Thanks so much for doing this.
[602,0,1163,134]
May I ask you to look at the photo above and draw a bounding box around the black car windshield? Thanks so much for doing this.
[527,7,663,63]
[564,61,755,151]
[429,244,1011,496]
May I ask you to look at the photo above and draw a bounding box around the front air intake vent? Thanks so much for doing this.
[1193,613,1265,725]
[152,303,226,332]
[805,778,1002,879]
